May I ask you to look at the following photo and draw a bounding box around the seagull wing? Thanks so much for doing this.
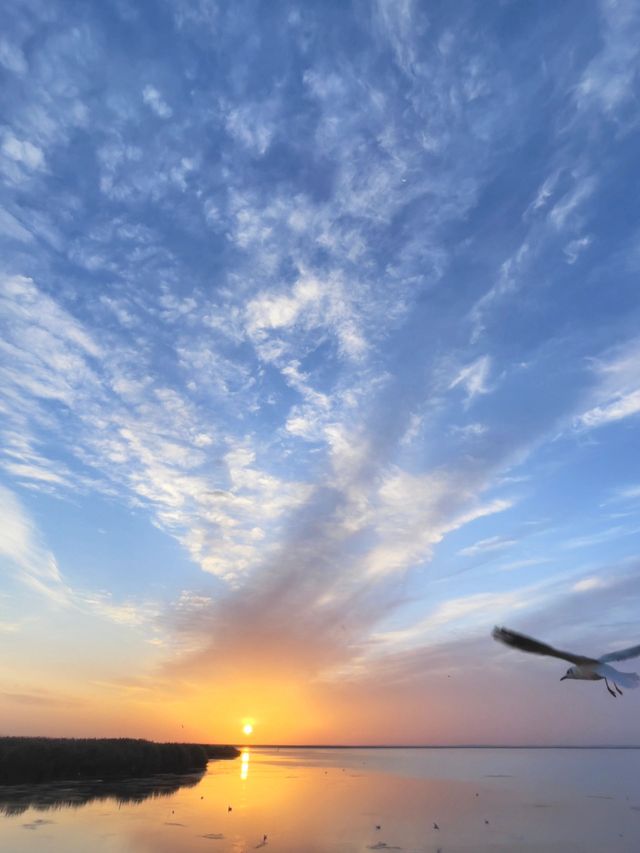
[492,626,597,665]
[599,643,640,663]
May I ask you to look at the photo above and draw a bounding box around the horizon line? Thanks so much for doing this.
[234,743,640,750]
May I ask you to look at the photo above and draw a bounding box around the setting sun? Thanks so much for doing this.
[242,723,253,736]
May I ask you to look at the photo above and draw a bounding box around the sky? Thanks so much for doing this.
[1,0,640,746]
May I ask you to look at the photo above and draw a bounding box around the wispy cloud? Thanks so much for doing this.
[0,483,162,633]
[609,484,640,502]
[0,206,34,242]
[573,576,608,592]
[142,85,173,119]
[576,338,640,430]
[561,525,640,550]
[449,355,492,404]
[575,0,640,117]
[0,273,312,582]
[0,483,70,605]
[579,390,640,428]
[458,535,517,558]
[245,272,367,362]
[0,37,27,75]
[564,235,591,264]
[547,177,596,231]
[2,134,45,170]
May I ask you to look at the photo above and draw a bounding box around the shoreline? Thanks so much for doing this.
[242,743,640,749]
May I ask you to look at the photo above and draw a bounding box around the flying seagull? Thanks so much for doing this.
[492,626,640,698]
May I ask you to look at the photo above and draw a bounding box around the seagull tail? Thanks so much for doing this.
[602,667,640,689]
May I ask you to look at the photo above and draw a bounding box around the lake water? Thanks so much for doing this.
[2,747,640,851]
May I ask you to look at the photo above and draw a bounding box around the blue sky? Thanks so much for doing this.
[1,0,640,743]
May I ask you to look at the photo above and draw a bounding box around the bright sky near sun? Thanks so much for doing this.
[1,0,640,746]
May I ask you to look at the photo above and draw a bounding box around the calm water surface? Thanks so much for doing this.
[2,747,640,852]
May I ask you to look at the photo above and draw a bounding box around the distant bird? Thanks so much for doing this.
[375,824,381,830]
[493,626,640,697]
[433,822,439,830]
[228,806,232,812]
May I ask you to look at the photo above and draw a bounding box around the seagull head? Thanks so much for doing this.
[561,666,578,681]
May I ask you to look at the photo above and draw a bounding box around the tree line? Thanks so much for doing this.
[0,737,239,784]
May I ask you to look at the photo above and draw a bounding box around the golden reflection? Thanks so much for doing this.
[240,748,250,781]
[0,748,626,852]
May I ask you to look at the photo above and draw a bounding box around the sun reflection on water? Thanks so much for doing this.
[240,748,250,781]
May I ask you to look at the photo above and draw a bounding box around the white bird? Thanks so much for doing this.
[492,626,640,698]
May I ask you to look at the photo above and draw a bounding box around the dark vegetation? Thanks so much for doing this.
[0,771,204,816]
[0,737,239,785]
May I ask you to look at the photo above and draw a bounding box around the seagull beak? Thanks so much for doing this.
[560,675,568,681]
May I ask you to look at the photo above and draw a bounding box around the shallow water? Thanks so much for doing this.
[2,747,640,851]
